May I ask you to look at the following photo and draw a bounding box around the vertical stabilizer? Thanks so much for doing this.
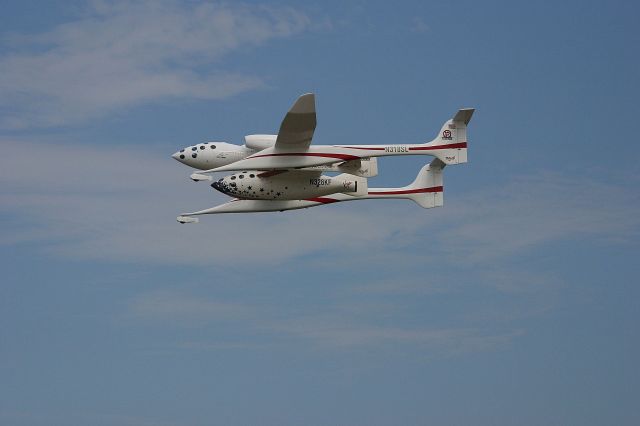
[424,108,474,165]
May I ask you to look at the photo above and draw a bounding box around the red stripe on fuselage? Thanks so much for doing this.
[246,143,466,161]
[334,142,467,152]
[368,186,443,195]
[248,153,360,161]
[336,146,386,151]
[305,197,339,204]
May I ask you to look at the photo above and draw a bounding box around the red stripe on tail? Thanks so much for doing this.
[368,186,443,195]
[409,142,467,151]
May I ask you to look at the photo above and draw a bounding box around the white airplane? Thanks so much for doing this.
[177,158,447,222]
[171,93,474,179]
[173,93,474,221]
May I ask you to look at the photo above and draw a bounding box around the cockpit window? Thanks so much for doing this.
[239,175,244,179]
[249,174,255,178]
[191,147,197,151]
[210,145,216,149]
[192,153,197,158]
[180,149,184,152]
[230,176,236,180]
[200,145,205,150]
[180,154,185,159]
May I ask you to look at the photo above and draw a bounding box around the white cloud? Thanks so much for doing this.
[0,0,310,128]
[121,286,525,353]
[410,17,429,33]
[0,139,407,264]
[269,315,523,351]
[440,172,640,263]
[127,290,252,323]
[1,140,638,267]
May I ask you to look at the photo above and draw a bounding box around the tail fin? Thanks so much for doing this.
[366,158,445,208]
[424,108,474,165]
[334,173,368,196]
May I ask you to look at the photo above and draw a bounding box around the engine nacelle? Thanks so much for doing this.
[244,134,277,151]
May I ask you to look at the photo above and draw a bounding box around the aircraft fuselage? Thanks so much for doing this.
[210,170,361,200]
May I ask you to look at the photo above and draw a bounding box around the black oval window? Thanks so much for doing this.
[192,153,197,158]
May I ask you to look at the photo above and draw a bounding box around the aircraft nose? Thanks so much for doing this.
[172,151,185,162]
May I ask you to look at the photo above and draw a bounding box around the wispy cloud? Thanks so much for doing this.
[0,140,397,264]
[270,316,523,351]
[122,287,525,353]
[440,172,640,263]
[0,0,310,128]
[126,291,252,324]
[409,17,429,33]
[1,140,638,267]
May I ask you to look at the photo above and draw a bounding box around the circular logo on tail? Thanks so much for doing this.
[442,130,452,139]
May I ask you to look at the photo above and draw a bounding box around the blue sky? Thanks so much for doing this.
[1,1,639,425]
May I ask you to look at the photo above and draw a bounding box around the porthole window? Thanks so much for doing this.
[180,149,184,152]
[200,145,205,150]
[191,147,197,151]
[179,154,185,159]
[249,174,255,178]
[239,175,244,179]
[230,176,236,180]
[210,145,216,149]
[192,153,197,158]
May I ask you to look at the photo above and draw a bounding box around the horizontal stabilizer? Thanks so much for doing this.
[453,108,475,125]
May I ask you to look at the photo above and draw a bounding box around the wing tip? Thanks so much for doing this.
[177,215,199,223]
[289,93,315,114]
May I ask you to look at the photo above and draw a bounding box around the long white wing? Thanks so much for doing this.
[275,93,316,150]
